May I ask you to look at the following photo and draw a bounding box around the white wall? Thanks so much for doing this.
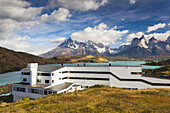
[28,63,38,86]
[110,66,142,78]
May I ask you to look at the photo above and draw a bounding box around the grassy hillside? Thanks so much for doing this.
[0,85,170,112]
[0,47,58,74]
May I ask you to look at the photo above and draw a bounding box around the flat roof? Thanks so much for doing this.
[38,66,63,72]
[13,83,50,88]
[46,82,73,91]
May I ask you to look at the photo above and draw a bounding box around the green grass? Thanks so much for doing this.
[0,86,170,113]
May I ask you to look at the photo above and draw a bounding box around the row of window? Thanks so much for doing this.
[21,71,142,77]
[22,78,52,84]
[44,90,56,95]
[13,87,26,92]
[28,88,43,94]
[61,71,142,75]
[13,86,56,95]
[62,77,109,81]
[21,72,52,76]
[37,79,54,83]
[62,71,109,74]
[38,73,51,76]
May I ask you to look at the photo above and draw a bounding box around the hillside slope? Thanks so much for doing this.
[0,86,170,112]
[0,47,58,74]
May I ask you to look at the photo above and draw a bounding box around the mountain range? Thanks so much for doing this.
[40,35,170,58]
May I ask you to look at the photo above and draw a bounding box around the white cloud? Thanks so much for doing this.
[71,23,128,45]
[0,35,58,55]
[49,37,67,43]
[126,31,170,42]
[41,8,71,22]
[126,32,144,42]
[0,0,44,40]
[129,0,136,5]
[0,0,43,21]
[147,23,166,33]
[145,31,170,41]
[0,19,20,40]
[47,0,108,11]
[0,0,73,55]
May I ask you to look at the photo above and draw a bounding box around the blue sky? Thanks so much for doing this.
[0,0,169,55]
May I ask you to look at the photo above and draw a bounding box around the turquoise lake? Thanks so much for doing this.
[0,61,161,86]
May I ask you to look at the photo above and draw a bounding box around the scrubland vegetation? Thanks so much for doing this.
[143,59,170,78]
[0,84,12,95]
[0,85,170,113]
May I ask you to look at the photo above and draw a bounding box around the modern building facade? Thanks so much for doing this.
[12,63,170,102]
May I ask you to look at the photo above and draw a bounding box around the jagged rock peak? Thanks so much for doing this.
[149,37,157,41]
[58,37,74,48]
[131,38,140,45]
[65,37,73,43]
[139,35,146,40]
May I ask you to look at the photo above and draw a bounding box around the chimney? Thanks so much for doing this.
[28,63,38,86]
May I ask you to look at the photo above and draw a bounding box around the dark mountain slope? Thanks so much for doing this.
[113,45,153,58]
[0,47,57,74]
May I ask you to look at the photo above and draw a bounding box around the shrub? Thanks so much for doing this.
[21,97,30,102]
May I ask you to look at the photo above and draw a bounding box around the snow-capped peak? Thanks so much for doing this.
[139,37,148,48]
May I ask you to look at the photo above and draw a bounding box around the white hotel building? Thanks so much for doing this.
[12,63,170,102]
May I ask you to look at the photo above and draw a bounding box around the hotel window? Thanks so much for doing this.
[59,78,61,80]
[23,78,27,82]
[52,73,54,76]
[38,73,51,76]
[49,91,52,94]
[13,87,16,91]
[21,72,30,75]
[37,79,41,83]
[52,80,54,83]
[53,91,57,94]
[34,89,39,94]
[44,90,47,95]
[45,80,49,83]
[16,87,25,92]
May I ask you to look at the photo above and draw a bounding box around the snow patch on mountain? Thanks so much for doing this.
[93,45,106,53]
[68,44,79,49]
[139,38,148,48]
